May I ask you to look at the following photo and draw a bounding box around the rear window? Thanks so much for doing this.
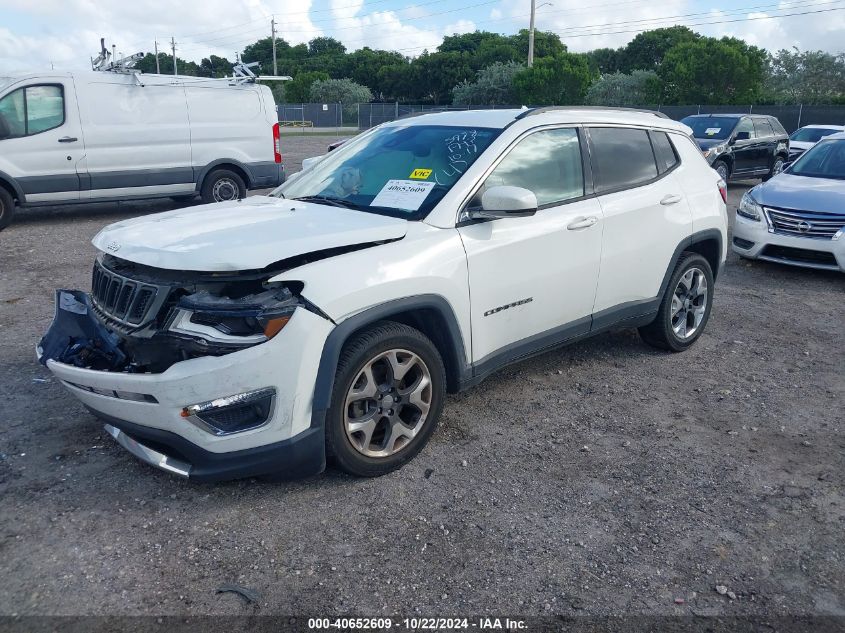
[650,131,679,174]
[589,127,658,193]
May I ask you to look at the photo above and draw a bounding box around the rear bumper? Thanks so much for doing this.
[98,415,324,482]
[247,161,285,188]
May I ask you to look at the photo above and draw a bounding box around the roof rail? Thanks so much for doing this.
[516,106,670,120]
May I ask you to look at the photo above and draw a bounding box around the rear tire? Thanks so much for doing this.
[0,187,16,231]
[762,156,785,181]
[639,253,714,352]
[325,321,446,477]
[200,169,246,204]
[713,160,730,183]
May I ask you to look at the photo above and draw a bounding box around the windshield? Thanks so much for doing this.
[681,116,739,140]
[272,124,501,219]
[788,138,845,180]
[790,127,842,143]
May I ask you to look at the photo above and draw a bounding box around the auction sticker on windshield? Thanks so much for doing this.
[371,180,435,211]
[410,168,433,180]
[705,128,721,136]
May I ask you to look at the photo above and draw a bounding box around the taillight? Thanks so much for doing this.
[717,179,727,204]
[272,122,282,164]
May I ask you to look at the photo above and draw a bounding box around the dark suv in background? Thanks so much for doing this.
[682,114,790,183]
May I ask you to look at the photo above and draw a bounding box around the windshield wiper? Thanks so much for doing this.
[293,195,360,209]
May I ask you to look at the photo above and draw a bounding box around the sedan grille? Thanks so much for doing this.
[91,260,161,325]
[764,207,845,240]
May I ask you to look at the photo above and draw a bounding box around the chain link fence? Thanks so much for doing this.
[278,102,845,134]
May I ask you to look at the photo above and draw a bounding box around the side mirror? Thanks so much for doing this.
[469,186,538,220]
[733,131,751,142]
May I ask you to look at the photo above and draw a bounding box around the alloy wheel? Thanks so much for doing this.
[344,349,433,458]
[671,267,708,340]
[212,178,239,202]
[715,163,729,182]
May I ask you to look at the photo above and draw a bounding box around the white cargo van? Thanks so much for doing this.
[0,71,284,229]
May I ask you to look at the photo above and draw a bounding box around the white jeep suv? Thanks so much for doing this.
[38,108,728,481]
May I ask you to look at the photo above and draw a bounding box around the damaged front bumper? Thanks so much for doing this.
[38,290,334,481]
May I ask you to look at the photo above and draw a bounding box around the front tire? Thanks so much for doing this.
[0,187,16,231]
[639,253,714,352]
[200,169,246,204]
[325,321,446,477]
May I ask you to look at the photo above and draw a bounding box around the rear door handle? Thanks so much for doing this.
[58,136,78,143]
[660,194,682,206]
[567,216,598,230]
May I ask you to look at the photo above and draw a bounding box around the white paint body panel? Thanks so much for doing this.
[90,196,408,271]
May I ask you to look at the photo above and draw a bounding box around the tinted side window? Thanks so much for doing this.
[770,118,787,135]
[0,88,25,138]
[590,127,658,193]
[0,84,64,139]
[481,128,584,207]
[735,118,755,139]
[753,119,774,138]
[650,131,679,174]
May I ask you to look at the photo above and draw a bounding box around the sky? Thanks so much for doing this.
[1,0,844,73]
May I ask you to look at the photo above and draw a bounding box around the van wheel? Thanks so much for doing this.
[325,321,446,477]
[0,187,16,231]
[639,253,714,352]
[201,169,246,204]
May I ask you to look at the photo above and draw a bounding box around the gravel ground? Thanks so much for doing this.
[0,134,843,620]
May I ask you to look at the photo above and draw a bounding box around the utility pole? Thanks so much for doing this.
[171,37,177,76]
[528,0,536,68]
[154,40,161,74]
[271,17,278,76]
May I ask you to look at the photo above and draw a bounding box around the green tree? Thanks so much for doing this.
[286,71,330,103]
[659,36,767,104]
[136,52,199,76]
[586,48,622,74]
[620,26,698,72]
[309,78,373,121]
[508,29,566,61]
[410,51,474,104]
[340,48,407,98]
[585,70,662,106]
[765,48,845,104]
[452,61,524,105]
[512,53,596,105]
[197,55,233,78]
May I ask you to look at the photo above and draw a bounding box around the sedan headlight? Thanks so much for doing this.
[167,287,298,347]
[737,192,763,221]
[703,145,725,160]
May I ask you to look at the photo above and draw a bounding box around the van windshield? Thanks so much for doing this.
[271,124,501,220]
[681,116,739,140]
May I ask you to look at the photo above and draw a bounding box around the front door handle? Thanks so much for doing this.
[58,136,78,143]
[567,216,598,230]
[660,194,682,206]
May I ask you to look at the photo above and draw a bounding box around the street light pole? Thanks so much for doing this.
[528,0,536,68]
[271,17,278,76]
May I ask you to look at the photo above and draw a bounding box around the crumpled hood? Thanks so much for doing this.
[754,173,845,213]
[91,196,408,271]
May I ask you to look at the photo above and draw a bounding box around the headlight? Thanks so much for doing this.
[167,287,298,346]
[737,192,763,221]
[703,145,725,159]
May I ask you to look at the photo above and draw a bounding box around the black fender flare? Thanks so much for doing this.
[0,170,25,203]
[659,228,724,297]
[194,159,253,191]
[309,294,469,429]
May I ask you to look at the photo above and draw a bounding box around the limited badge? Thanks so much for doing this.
[409,168,432,180]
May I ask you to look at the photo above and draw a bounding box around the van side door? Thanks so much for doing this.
[588,126,693,323]
[0,78,85,203]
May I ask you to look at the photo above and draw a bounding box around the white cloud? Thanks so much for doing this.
[0,0,322,72]
[443,19,477,37]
